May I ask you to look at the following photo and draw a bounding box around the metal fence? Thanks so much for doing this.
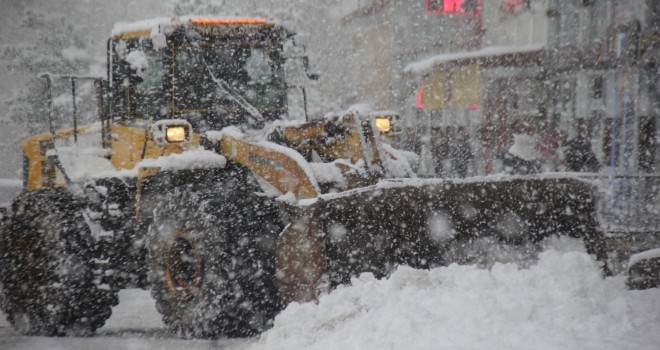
[572,174,660,274]
[584,175,660,235]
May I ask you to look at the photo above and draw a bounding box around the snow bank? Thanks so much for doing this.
[380,143,417,178]
[308,162,347,187]
[629,248,660,268]
[137,148,226,171]
[206,126,245,142]
[255,246,660,350]
[404,44,545,74]
[58,147,226,183]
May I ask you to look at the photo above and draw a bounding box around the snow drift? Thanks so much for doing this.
[255,241,660,350]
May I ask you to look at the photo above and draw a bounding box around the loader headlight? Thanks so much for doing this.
[372,112,401,135]
[375,117,391,133]
[166,126,187,143]
[151,120,193,145]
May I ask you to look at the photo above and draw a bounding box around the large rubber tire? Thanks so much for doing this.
[83,178,147,289]
[145,167,283,338]
[0,188,118,336]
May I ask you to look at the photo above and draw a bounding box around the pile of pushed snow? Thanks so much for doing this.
[255,246,660,350]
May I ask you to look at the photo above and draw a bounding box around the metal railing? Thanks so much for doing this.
[584,174,660,235]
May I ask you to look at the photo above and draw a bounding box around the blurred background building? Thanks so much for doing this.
[1,0,658,236]
[307,0,659,235]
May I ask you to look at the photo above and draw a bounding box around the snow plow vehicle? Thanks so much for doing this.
[0,17,609,338]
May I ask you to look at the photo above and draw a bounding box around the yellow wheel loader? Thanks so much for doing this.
[0,17,609,338]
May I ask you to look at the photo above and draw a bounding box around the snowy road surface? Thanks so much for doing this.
[2,243,660,350]
[0,289,256,350]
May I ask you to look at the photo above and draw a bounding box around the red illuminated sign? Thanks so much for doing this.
[426,0,482,16]
[500,0,526,14]
[417,89,426,109]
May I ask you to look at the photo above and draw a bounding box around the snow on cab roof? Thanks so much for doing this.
[111,16,275,39]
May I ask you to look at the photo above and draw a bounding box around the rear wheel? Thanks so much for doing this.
[145,168,283,338]
[0,189,118,336]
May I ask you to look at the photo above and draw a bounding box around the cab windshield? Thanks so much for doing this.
[173,43,286,127]
[111,31,287,130]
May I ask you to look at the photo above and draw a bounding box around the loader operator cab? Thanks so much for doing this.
[110,18,288,131]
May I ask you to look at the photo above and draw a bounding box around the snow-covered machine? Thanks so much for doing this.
[0,17,609,338]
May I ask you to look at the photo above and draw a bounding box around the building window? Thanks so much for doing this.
[592,76,603,99]
[638,116,657,172]
[426,0,482,16]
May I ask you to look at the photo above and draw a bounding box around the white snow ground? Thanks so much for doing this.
[0,289,257,350]
[256,247,660,350]
[1,243,659,350]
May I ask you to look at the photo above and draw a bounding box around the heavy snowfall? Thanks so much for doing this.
[1,240,659,350]
[1,0,659,349]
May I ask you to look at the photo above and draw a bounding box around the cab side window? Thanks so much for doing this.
[111,38,166,122]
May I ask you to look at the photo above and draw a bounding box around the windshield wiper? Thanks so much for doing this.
[194,52,264,126]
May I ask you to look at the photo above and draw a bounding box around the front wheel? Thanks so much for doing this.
[0,189,118,336]
[145,168,283,338]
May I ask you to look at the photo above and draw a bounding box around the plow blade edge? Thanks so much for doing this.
[277,176,609,303]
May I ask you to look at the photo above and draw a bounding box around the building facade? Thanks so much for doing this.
[308,0,659,233]
[407,0,659,178]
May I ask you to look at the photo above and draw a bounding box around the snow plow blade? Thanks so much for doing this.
[277,176,609,302]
